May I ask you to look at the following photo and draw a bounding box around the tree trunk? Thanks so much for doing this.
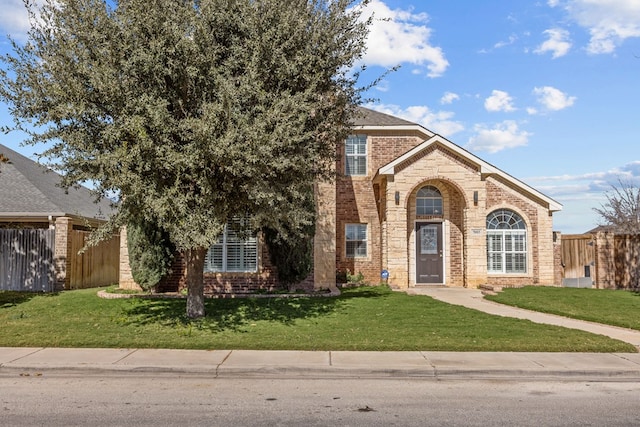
[185,247,207,318]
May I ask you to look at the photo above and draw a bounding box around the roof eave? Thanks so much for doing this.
[377,135,563,213]
[353,124,435,138]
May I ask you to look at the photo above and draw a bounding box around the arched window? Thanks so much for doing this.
[486,209,527,274]
[416,186,443,216]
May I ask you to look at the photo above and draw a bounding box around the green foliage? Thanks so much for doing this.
[486,286,640,330]
[0,0,371,250]
[264,228,314,286]
[336,269,366,286]
[126,220,174,291]
[264,185,315,285]
[0,0,372,317]
[346,270,365,285]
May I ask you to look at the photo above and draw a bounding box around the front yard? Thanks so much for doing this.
[0,285,635,352]
[486,286,640,330]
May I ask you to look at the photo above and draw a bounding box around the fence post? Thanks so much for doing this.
[594,231,615,289]
[118,226,140,290]
[54,217,73,291]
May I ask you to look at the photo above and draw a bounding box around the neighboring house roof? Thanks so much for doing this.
[0,143,113,221]
[355,109,563,213]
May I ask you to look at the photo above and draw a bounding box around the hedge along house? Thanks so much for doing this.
[119,107,563,293]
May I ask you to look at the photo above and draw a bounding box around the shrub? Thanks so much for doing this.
[126,219,174,291]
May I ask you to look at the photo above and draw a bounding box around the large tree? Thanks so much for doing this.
[1,0,371,317]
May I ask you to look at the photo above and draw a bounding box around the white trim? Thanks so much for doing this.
[345,223,368,258]
[378,134,563,212]
[352,124,435,137]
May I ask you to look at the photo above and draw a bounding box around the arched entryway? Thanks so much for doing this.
[408,179,467,286]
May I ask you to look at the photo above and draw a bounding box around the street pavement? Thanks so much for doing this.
[2,287,640,380]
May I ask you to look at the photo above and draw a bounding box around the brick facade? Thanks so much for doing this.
[119,228,283,294]
[334,131,560,289]
[118,108,561,292]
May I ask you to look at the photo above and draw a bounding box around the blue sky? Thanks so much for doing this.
[2,0,640,233]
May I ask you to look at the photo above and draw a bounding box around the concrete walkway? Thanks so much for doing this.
[406,287,640,347]
[2,347,640,380]
[2,288,640,380]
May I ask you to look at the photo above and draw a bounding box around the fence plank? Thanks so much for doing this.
[561,234,595,280]
[69,231,120,289]
[0,229,55,292]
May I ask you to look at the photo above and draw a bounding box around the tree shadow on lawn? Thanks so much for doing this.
[0,291,57,308]
[122,287,385,333]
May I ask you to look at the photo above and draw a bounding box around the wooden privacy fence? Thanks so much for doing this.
[69,231,120,289]
[0,229,56,292]
[560,232,640,290]
[560,234,595,288]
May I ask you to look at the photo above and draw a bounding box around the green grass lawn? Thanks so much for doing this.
[0,285,635,352]
[486,286,640,331]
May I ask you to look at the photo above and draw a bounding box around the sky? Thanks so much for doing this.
[1,0,640,233]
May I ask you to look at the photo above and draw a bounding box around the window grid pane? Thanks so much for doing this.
[204,220,258,273]
[416,186,443,216]
[346,135,367,176]
[346,224,367,258]
[487,230,527,274]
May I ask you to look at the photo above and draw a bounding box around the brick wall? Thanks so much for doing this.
[54,217,73,290]
[333,131,561,288]
[119,228,284,294]
[336,132,424,284]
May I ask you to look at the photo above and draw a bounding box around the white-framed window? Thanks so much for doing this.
[416,185,443,216]
[205,218,258,273]
[345,223,367,258]
[486,209,527,274]
[345,134,367,176]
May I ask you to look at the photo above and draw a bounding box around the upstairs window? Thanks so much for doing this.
[205,218,258,273]
[345,134,367,176]
[345,224,367,258]
[486,209,527,274]
[416,185,443,216]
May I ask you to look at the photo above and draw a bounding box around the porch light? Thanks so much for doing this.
[395,191,400,205]
[473,191,478,206]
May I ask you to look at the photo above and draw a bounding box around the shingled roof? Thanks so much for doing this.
[353,106,418,127]
[0,143,113,221]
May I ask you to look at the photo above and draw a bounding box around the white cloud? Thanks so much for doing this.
[440,92,459,105]
[532,86,576,111]
[484,90,516,112]
[494,34,518,49]
[535,28,572,58]
[367,103,464,137]
[360,0,449,77]
[0,0,32,42]
[466,121,531,153]
[529,161,640,186]
[550,0,640,54]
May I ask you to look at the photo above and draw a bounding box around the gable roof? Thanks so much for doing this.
[354,112,563,212]
[353,107,435,135]
[0,143,113,221]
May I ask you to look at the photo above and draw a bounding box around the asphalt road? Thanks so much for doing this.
[3,373,640,426]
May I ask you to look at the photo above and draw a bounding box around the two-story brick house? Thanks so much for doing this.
[120,107,562,292]
[313,107,562,290]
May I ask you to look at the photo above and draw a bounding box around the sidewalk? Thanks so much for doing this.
[3,288,640,380]
[2,347,640,380]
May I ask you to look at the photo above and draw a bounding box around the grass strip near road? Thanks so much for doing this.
[0,286,635,352]
[486,286,640,331]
